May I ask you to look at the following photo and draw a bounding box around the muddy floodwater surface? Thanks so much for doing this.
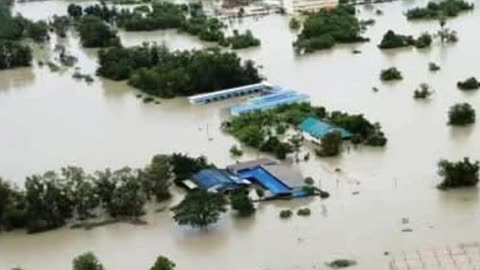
[2,0,480,269]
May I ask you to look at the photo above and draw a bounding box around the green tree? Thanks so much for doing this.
[106,168,146,218]
[67,4,83,18]
[438,158,480,189]
[289,17,300,30]
[380,67,403,81]
[457,77,480,90]
[448,103,475,126]
[77,15,120,48]
[230,189,255,217]
[141,155,172,201]
[171,190,227,228]
[150,256,176,270]
[73,252,104,270]
[316,131,342,157]
[61,167,99,220]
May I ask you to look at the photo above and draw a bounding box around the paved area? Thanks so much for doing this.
[390,242,480,270]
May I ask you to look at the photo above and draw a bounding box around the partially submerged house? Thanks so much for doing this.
[188,159,312,199]
[299,117,352,143]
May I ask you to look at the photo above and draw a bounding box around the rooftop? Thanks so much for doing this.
[299,117,353,140]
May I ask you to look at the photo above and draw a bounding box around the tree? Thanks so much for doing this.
[24,173,74,233]
[171,190,227,228]
[289,17,300,30]
[316,131,342,157]
[67,4,83,18]
[150,256,176,270]
[141,155,172,201]
[73,252,104,270]
[106,168,146,218]
[76,15,120,48]
[415,32,432,48]
[229,145,243,157]
[438,158,480,189]
[0,40,32,70]
[457,77,480,91]
[294,6,368,53]
[61,167,99,220]
[380,67,403,81]
[448,103,475,126]
[378,30,414,49]
[414,83,433,99]
[230,189,255,217]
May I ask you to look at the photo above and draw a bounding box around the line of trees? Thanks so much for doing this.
[406,0,474,20]
[0,153,210,234]
[67,2,261,50]
[294,6,369,53]
[97,44,262,98]
[0,40,32,69]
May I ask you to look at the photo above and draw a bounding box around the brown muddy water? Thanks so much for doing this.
[1,0,480,269]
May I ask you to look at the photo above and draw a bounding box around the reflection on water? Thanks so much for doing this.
[2,0,480,269]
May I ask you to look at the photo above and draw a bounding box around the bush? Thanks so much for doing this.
[229,145,243,157]
[380,67,403,81]
[297,208,311,216]
[457,77,480,91]
[429,62,441,71]
[438,158,480,189]
[279,209,293,219]
[150,255,175,270]
[415,32,433,48]
[304,177,314,185]
[73,252,104,270]
[414,83,433,99]
[378,30,414,49]
[289,17,300,29]
[448,103,475,126]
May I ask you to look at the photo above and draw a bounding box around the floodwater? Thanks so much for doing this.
[2,0,480,269]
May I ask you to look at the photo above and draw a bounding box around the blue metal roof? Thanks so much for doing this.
[230,90,310,116]
[299,117,353,139]
[192,169,240,191]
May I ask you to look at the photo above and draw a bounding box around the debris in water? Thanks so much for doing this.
[401,217,409,224]
[401,228,413,232]
[384,251,389,256]
[372,87,379,92]
[352,191,360,195]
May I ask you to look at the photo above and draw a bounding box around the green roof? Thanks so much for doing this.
[298,117,353,139]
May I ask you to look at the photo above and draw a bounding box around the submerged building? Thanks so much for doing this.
[299,117,352,143]
[282,0,338,14]
[229,89,310,116]
[187,159,311,199]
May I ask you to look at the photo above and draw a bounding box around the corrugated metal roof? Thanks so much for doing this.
[298,117,353,139]
[192,169,240,191]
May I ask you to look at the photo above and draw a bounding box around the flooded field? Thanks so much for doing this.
[1,0,480,269]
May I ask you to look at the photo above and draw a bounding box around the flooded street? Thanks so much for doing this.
[2,0,480,269]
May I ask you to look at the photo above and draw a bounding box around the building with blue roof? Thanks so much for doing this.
[191,169,249,193]
[299,117,353,142]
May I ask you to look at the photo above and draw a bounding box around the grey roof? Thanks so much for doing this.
[262,164,305,188]
[227,158,278,173]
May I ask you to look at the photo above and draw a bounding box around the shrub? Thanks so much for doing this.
[279,209,293,219]
[415,32,433,48]
[289,17,300,29]
[378,30,414,49]
[380,67,403,81]
[448,103,475,126]
[438,158,480,189]
[457,77,480,91]
[414,83,433,99]
[429,62,441,71]
[297,208,311,216]
[229,145,243,157]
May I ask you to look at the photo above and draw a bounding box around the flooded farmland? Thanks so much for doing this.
[1,0,480,269]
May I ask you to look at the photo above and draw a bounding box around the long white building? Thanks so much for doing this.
[283,0,338,14]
